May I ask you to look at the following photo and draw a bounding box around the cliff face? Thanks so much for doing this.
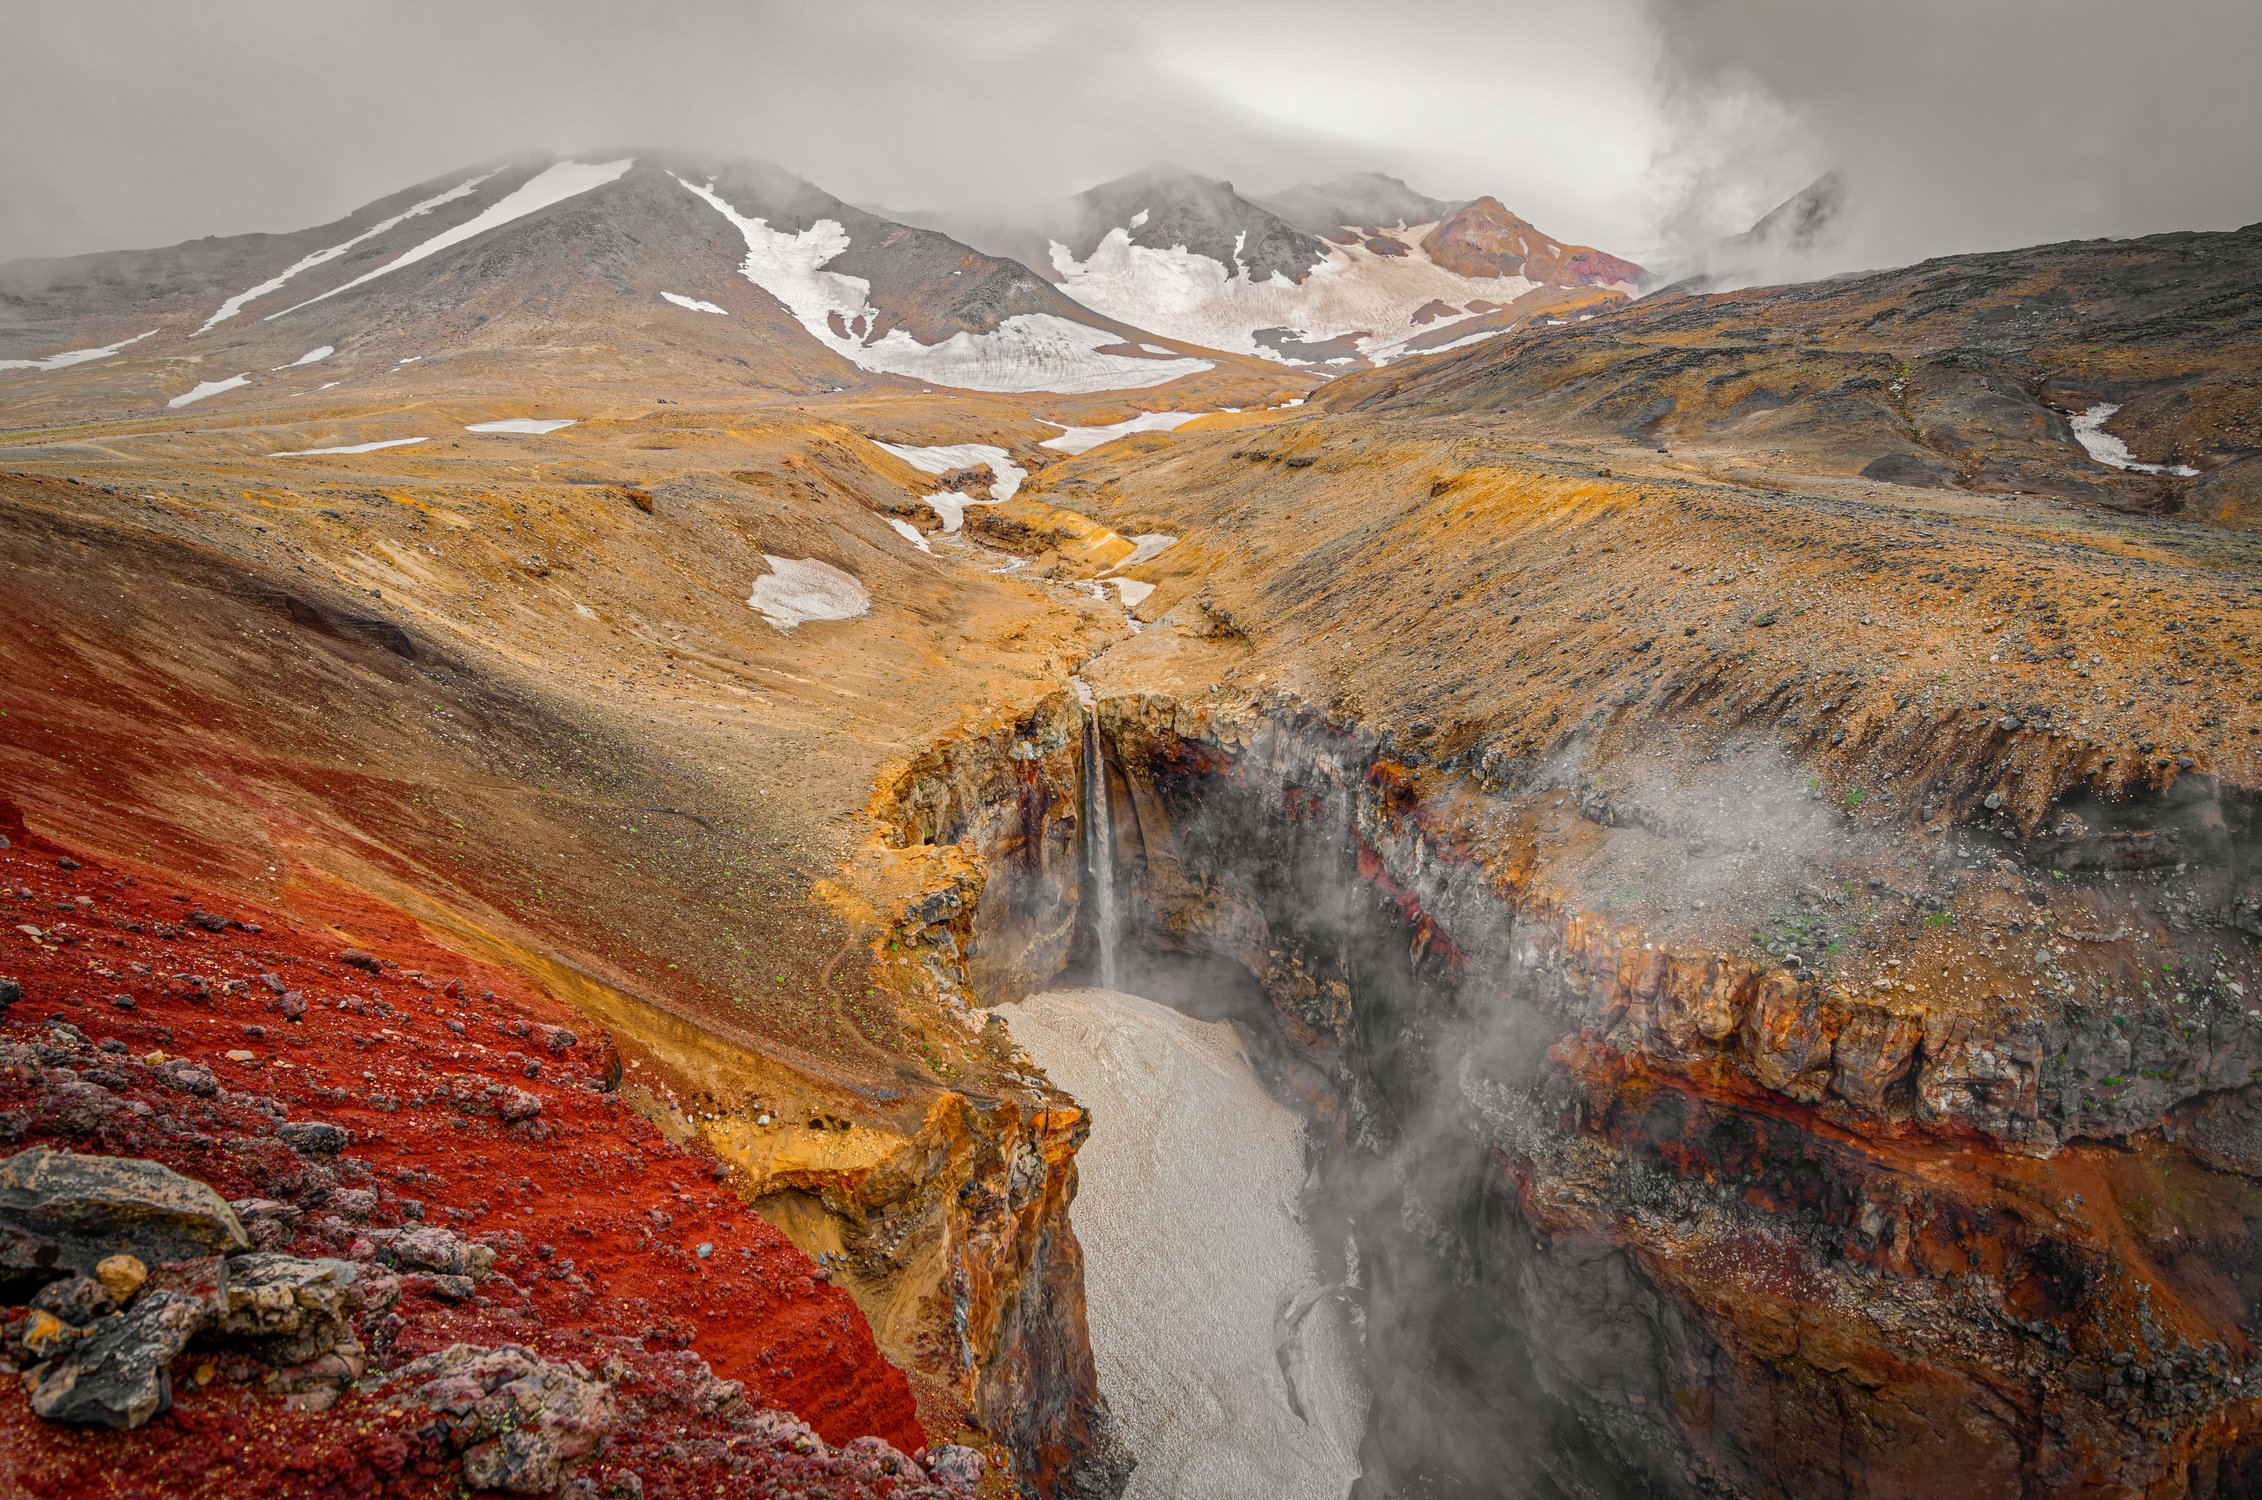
[804,691,1129,1497]
[1092,689,2262,1497]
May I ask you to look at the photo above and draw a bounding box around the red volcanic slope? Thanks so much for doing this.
[0,799,930,1498]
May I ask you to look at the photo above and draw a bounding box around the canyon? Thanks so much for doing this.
[0,147,2257,1499]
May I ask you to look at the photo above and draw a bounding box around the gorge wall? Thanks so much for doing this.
[1036,686,2262,1498]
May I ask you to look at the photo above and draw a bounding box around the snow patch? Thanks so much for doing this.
[2070,403,2199,477]
[1039,410,1206,455]
[873,440,1025,499]
[0,329,157,372]
[270,436,428,457]
[270,159,633,319]
[168,374,251,408]
[278,346,335,369]
[886,517,933,553]
[1111,578,1155,608]
[748,555,869,630]
[466,418,577,434]
[677,175,1210,394]
[661,292,730,315]
[1129,208,1150,228]
[1403,327,1507,358]
[196,174,492,334]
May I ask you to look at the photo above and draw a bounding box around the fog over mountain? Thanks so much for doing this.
[6,0,2257,279]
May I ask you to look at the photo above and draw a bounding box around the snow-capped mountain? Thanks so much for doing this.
[1037,166,1645,369]
[0,154,1231,413]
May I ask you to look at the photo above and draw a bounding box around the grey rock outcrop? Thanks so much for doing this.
[392,1343,616,1493]
[0,1146,249,1273]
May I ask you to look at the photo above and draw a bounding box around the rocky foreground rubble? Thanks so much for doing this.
[0,1133,981,1496]
[0,817,985,1498]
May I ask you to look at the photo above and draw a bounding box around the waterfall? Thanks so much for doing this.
[1078,684,1121,989]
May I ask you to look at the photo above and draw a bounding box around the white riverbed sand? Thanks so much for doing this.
[1005,987,1365,1500]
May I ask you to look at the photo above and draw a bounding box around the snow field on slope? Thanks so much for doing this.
[871,440,1026,499]
[661,292,730,314]
[196,174,493,335]
[748,555,869,630]
[0,329,157,372]
[1050,221,1543,364]
[2071,403,2199,477]
[270,436,428,457]
[269,159,635,319]
[676,176,1212,394]
[886,517,933,553]
[1006,988,1365,1500]
[1039,410,1207,454]
[278,346,335,369]
[466,418,577,434]
[168,374,251,407]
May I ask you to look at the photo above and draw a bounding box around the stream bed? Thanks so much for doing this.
[1005,986,1365,1499]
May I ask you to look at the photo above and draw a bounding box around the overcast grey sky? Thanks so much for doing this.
[4,0,2258,272]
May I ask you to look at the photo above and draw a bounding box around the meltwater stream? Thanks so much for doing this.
[1007,987,1366,1498]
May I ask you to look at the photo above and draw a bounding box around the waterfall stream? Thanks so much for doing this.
[1078,683,1121,989]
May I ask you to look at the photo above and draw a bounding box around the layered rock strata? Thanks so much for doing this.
[1082,688,2261,1497]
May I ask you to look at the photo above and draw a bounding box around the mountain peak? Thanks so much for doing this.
[1421,198,1644,287]
[1255,173,1461,235]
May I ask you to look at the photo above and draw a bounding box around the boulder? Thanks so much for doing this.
[393,1343,616,1494]
[264,1334,368,1411]
[0,1147,249,1275]
[212,1252,374,1364]
[26,1290,207,1429]
[374,1224,495,1281]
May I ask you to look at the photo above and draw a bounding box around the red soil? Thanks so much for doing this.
[0,798,928,1496]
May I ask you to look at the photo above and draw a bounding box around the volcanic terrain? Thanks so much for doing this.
[0,150,2257,1500]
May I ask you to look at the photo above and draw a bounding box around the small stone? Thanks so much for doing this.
[1983,792,2004,811]
[375,1224,495,1281]
[277,1121,349,1156]
[35,1274,120,1326]
[925,1443,985,1493]
[337,949,382,973]
[695,1243,713,1259]
[417,1272,476,1302]
[94,1254,147,1306]
[108,994,135,1011]
[22,1306,84,1359]
[330,1188,378,1221]
[225,1049,256,1063]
